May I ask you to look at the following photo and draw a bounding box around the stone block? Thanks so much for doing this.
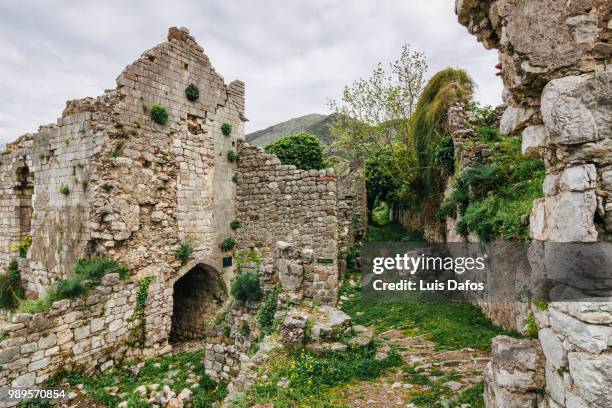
[521,125,547,158]
[549,308,612,354]
[568,352,612,407]
[542,72,611,145]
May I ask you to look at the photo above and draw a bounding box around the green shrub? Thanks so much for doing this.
[433,135,455,174]
[59,184,70,195]
[436,200,456,222]
[0,261,25,310]
[264,132,324,170]
[229,220,240,230]
[175,242,193,263]
[257,286,279,334]
[239,321,251,337]
[525,312,538,338]
[477,126,500,143]
[53,257,130,300]
[185,83,200,101]
[17,257,129,313]
[451,137,545,241]
[227,150,239,163]
[470,102,497,127]
[218,237,236,252]
[346,245,361,271]
[221,123,232,136]
[151,104,168,125]
[230,272,262,303]
[102,183,112,192]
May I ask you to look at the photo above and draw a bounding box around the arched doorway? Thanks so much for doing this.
[170,263,226,342]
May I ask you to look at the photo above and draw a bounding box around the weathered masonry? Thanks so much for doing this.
[0,27,363,390]
[456,1,612,407]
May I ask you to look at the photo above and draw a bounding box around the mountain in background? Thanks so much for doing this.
[246,113,337,147]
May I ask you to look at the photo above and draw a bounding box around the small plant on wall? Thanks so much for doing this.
[151,104,169,125]
[230,220,240,230]
[185,83,200,101]
[9,235,32,258]
[175,241,193,263]
[221,123,232,136]
[59,184,70,195]
[0,260,25,310]
[227,150,239,163]
[218,237,236,252]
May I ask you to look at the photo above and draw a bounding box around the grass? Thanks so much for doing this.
[240,346,402,408]
[46,349,226,407]
[401,364,486,407]
[17,257,129,313]
[340,271,516,351]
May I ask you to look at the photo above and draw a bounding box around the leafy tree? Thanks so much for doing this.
[328,44,427,164]
[265,132,324,170]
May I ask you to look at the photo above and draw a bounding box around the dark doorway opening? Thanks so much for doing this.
[170,264,226,342]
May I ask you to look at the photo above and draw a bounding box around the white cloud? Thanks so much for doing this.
[0,0,502,144]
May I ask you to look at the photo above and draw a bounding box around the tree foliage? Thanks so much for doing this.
[329,44,427,163]
[265,132,324,170]
[407,68,474,216]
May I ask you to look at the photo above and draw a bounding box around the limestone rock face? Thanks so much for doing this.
[499,105,537,136]
[541,72,612,145]
[549,308,612,354]
[538,328,567,369]
[568,352,612,407]
[558,164,596,192]
[521,125,547,158]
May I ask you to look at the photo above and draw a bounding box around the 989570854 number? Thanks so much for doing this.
[5,388,66,401]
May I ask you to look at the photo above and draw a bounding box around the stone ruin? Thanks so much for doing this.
[0,27,366,394]
[456,1,611,407]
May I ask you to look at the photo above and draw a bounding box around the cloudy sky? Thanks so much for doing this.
[0,0,502,145]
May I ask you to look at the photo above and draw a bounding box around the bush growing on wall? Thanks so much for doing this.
[175,242,193,263]
[221,123,233,136]
[265,132,324,171]
[151,104,169,125]
[218,237,236,252]
[0,260,25,310]
[227,150,239,163]
[9,235,32,258]
[185,83,200,101]
[17,257,129,313]
[442,137,545,241]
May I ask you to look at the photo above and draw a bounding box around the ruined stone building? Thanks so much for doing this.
[456,1,611,407]
[0,27,364,389]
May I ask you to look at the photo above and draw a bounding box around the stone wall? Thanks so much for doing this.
[235,143,340,305]
[0,272,167,389]
[456,1,612,406]
[0,27,247,388]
